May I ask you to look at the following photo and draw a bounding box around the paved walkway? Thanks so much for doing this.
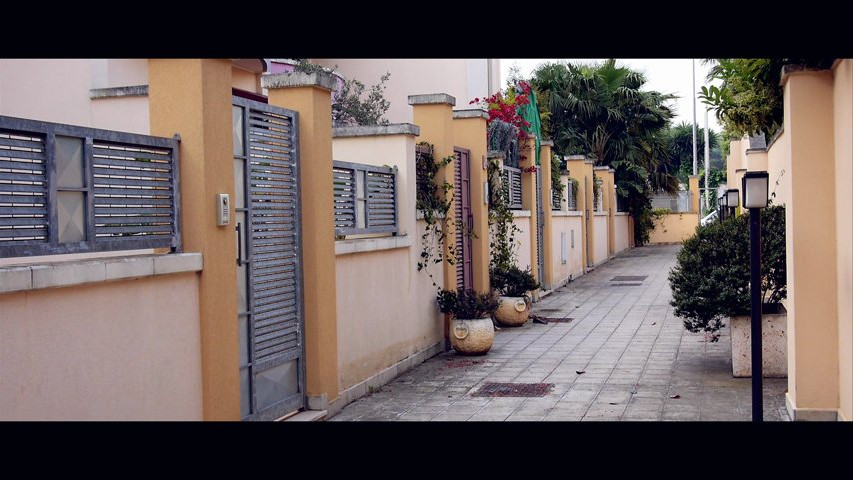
[329,245,788,421]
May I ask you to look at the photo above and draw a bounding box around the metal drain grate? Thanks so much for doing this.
[538,317,574,323]
[471,382,554,397]
[611,275,648,282]
[610,283,642,287]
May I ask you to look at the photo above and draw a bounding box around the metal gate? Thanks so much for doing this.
[232,96,305,421]
[535,167,545,283]
[454,148,473,290]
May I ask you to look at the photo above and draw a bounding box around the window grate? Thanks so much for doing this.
[332,160,397,236]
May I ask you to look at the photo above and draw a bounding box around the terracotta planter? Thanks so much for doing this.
[730,304,787,378]
[493,295,530,327]
[450,317,495,355]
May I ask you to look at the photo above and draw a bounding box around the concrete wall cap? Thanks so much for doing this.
[779,64,833,86]
[90,85,149,99]
[541,140,554,146]
[487,150,506,159]
[408,93,456,106]
[593,166,610,171]
[261,71,338,91]
[452,109,488,120]
[745,148,767,154]
[333,123,420,137]
[564,155,587,161]
[766,127,785,151]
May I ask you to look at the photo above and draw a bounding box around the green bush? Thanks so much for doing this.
[668,204,786,340]
[490,265,540,297]
[437,288,500,320]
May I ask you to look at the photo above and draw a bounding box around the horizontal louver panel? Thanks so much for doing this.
[0,129,47,244]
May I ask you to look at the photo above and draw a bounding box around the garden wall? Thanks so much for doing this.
[550,212,584,287]
[649,212,699,244]
[614,213,632,254]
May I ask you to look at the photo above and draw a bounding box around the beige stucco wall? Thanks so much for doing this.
[335,219,444,391]
[0,59,150,134]
[512,214,534,273]
[767,129,790,207]
[649,212,699,244]
[550,213,584,286]
[614,214,631,255]
[0,273,202,420]
[834,59,853,422]
[593,213,608,265]
[312,59,494,124]
[331,132,445,391]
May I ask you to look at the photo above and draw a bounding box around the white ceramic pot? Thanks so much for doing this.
[494,296,530,327]
[450,317,495,355]
[730,304,787,377]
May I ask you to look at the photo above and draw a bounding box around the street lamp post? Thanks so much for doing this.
[742,171,770,422]
[727,188,740,219]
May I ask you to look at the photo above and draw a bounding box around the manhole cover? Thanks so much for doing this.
[538,317,574,323]
[611,275,647,282]
[610,283,642,287]
[537,308,561,313]
[471,382,554,397]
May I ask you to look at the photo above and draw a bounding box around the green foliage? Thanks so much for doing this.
[437,288,500,320]
[292,58,335,75]
[490,265,540,297]
[415,143,456,289]
[332,72,391,127]
[668,204,787,339]
[700,58,835,138]
[666,121,720,184]
[530,59,680,246]
[487,158,522,276]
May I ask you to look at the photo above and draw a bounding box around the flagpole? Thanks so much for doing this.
[692,59,698,177]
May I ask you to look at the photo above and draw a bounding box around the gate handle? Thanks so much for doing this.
[236,222,243,266]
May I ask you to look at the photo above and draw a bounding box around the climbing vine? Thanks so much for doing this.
[487,157,522,281]
[415,142,475,290]
[550,153,563,205]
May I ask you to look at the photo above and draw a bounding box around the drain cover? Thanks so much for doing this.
[611,275,647,282]
[471,382,554,397]
[445,359,483,369]
[610,283,642,286]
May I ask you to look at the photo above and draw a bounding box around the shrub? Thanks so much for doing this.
[668,204,786,340]
[437,288,500,320]
[490,265,540,297]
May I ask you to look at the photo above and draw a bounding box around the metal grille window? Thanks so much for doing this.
[501,165,522,210]
[650,191,692,212]
[551,182,562,211]
[332,160,397,236]
[0,115,180,258]
[567,181,578,211]
[593,178,603,211]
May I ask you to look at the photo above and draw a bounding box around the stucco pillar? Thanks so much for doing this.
[521,137,539,282]
[538,141,555,289]
[567,156,593,270]
[782,68,839,420]
[603,168,616,258]
[262,71,340,407]
[452,109,490,294]
[410,94,458,291]
[147,59,239,420]
[688,175,700,213]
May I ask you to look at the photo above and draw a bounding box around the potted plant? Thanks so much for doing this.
[669,204,787,377]
[490,265,540,327]
[437,288,500,355]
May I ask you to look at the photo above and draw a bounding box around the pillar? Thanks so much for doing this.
[410,94,458,291]
[539,141,555,289]
[603,168,616,258]
[520,137,539,282]
[782,68,839,420]
[688,175,700,213]
[263,71,340,407]
[567,156,593,270]
[147,59,240,420]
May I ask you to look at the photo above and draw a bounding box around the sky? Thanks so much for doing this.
[500,58,722,133]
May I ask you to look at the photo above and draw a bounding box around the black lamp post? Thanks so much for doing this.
[727,188,740,219]
[718,194,727,222]
[742,171,769,422]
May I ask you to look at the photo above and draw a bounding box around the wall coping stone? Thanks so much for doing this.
[452,109,488,120]
[333,123,420,137]
[89,85,149,99]
[335,234,412,256]
[408,93,456,106]
[261,71,338,91]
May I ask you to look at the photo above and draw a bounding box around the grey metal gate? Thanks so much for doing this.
[535,167,544,283]
[453,148,473,290]
[232,96,305,421]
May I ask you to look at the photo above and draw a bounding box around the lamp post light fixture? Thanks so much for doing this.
[742,171,770,422]
[727,188,740,218]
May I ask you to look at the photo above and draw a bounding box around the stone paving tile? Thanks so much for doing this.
[328,245,788,422]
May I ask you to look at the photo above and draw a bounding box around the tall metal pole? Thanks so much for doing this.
[704,107,710,214]
[750,208,763,422]
[692,59,698,176]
